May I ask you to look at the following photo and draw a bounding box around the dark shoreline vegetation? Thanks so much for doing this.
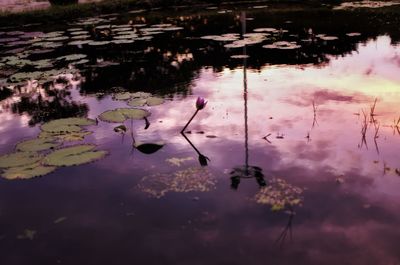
[0,0,356,27]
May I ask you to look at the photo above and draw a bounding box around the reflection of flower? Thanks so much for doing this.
[196,97,207,110]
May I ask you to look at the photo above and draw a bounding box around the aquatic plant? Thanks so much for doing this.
[254,178,303,211]
[138,167,216,198]
[44,144,107,167]
[181,97,207,133]
[98,108,150,123]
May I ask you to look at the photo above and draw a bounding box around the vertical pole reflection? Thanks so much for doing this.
[242,11,249,175]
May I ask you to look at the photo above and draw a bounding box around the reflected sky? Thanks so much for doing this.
[1,12,400,265]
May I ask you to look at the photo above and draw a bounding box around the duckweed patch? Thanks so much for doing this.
[254,178,303,211]
[138,167,216,198]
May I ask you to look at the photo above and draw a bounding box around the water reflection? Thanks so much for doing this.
[1,7,400,265]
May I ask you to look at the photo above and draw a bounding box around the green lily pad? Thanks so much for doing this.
[1,162,57,180]
[146,97,164,106]
[39,131,92,142]
[16,138,60,152]
[0,152,42,168]
[41,118,95,133]
[44,144,107,167]
[113,92,133,100]
[127,96,164,107]
[98,108,150,123]
[127,98,147,107]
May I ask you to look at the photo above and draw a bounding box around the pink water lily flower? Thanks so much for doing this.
[196,97,207,110]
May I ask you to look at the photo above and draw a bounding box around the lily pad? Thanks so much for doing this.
[113,92,134,100]
[1,163,56,180]
[16,138,60,152]
[39,131,92,142]
[68,40,92,46]
[127,98,147,107]
[41,117,96,133]
[57,54,87,62]
[98,108,150,123]
[44,144,107,167]
[0,152,42,168]
[127,96,164,107]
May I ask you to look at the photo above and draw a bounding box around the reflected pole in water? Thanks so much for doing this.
[242,11,249,175]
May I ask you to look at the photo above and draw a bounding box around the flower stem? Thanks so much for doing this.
[181,109,199,133]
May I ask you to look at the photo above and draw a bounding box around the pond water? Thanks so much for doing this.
[1,4,400,265]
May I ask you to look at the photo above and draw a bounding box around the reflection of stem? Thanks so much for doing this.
[181,132,201,156]
[312,100,318,128]
[275,209,295,248]
[144,117,150,130]
[181,132,210,166]
[181,109,199,133]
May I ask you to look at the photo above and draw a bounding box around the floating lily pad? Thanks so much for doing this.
[88,41,111,46]
[346,32,361,37]
[68,40,92,46]
[112,40,135,44]
[231,55,250,59]
[16,138,60,152]
[127,98,147,107]
[98,108,150,123]
[263,41,301,49]
[113,92,133,100]
[70,31,88,35]
[46,36,69,42]
[0,152,42,168]
[131,92,152,98]
[41,117,95,133]
[44,144,107,167]
[67,28,84,32]
[39,131,92,142]
[71,35,90,40]
[57,54,87,61]
[127,96,164,107]
[1,162,56,180]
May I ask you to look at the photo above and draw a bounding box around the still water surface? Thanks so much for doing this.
[1,5,400,265]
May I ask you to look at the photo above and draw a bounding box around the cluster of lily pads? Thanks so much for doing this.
[254,178,303,211]
[138,167,216,198]
[0,19,184,88]
[98,91,166,154]
[333,1,400,10]
[0,117,107,180]
[200,26,362,56]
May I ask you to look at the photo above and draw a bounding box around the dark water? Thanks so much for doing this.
[1,4,400,265]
